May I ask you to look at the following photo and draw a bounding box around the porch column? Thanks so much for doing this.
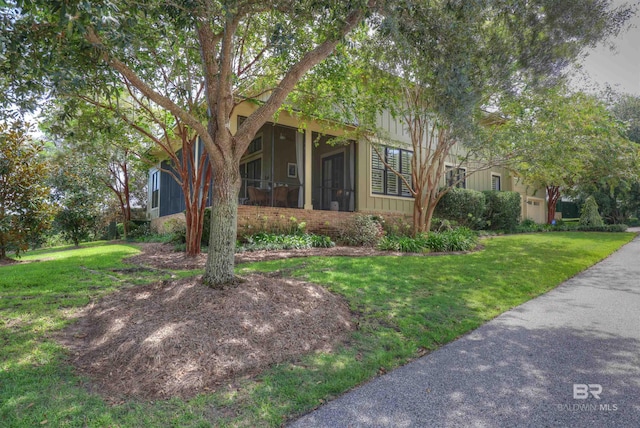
[304,131,313,210]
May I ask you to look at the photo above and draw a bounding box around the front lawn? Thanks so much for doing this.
[0,232,635,427]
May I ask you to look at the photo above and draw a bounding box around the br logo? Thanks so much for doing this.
[573,384,602,400]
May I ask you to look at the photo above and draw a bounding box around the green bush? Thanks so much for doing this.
[434,188,486,229]
[237,232,335,252]
[164,218,187,244]
[378,227,478,253]
[483,191,521,232]
[579,196,604,227]
[310,234,335,248]
[430,217,456,232]
[380,215,414,237]
[378,234,427,252]
[338,215,384,246]
[127,221,152,239]
[573,224,628,232]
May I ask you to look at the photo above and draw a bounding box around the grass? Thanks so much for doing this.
[0,232,636,426]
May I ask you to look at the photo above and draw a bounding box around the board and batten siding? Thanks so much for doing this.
[357,121,518,215]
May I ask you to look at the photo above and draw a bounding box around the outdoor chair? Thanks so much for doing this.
[273,186,289,207]
[247,186,268,206]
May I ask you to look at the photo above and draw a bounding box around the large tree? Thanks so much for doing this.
[3,0,374,285]
[0,121,52,259]
[295,0,631,233]
[502,86,637,223]
[574,92,640,223]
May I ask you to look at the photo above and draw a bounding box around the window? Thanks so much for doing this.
[491,174,501,191]
[244,134,262,156]
[446,166,466,189]
[371,146,413,197]
[150,170,159,209]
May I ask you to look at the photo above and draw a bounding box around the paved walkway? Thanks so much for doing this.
[290,234,640,427]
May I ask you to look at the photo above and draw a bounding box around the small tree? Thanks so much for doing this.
[0,121,52,259]
[49,152,103,246]
[580,196,604,227]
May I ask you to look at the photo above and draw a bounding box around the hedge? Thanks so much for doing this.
[483,191,521,232]
[434,187,486,229]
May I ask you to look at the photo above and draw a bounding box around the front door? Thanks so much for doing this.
[322,153,345,210]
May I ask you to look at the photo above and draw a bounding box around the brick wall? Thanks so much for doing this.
[152,207,413,239]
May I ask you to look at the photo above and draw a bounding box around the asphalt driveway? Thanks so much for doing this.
[289,234,640,427]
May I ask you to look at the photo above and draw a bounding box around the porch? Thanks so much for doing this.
[238,122,356,212]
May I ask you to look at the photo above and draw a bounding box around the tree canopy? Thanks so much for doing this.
[500,86,638,223]
[0,121,52,259]
[2,0,376,285]
[0,0,634,278]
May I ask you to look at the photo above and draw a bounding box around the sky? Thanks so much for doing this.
[574,1,640,95]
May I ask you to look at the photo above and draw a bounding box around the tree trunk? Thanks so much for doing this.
[203,164,240,288]
[413,198,427,235]
[184,204,202,256]
[547,185,561,224]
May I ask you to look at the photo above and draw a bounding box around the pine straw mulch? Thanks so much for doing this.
[56,242,469,402]
[57,272,354,401]
[125,241,437,271]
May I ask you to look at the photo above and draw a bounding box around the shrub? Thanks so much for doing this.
[238,214,306,239]
[310,234,335,248]
[378,234,427,252]
[579,196,604,227]
[483,191,521,232]
[237,232,334,252]
[128,221,152,239]
[381,215,414,237]
[430,217,456,232]
[434,188,486,229]
[164,218,187,244]
[427,227,478,252]
[573,224,628,232]
[378,227,478,253]
[338,215,383,246]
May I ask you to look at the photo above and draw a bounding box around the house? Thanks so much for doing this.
[148,101,547,235]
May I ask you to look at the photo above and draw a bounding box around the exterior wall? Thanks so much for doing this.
[151,206,411,239]
[511,176,548,223]
[150,212,186,233]
[148,100,549,225]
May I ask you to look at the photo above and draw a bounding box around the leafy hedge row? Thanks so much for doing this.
[515,221,628,234]
[435,188,522,232]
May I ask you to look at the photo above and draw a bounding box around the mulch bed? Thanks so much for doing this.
[55,242,470,401]
[58,273,354,401]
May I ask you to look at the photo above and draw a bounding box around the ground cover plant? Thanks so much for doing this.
[377,227,478,252]
[236,232,335,252]
[0,232,635,426]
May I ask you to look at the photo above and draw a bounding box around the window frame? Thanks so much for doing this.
[150,169,160,209]
[445,165,467,189]
[491,173,501,191]
[371,145,413,198]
